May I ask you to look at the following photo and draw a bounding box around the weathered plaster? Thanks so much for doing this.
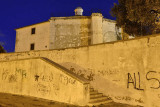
[0,58,90,106]
[102,19,117,42]
[2,34,160,106]
[15,21,50,52]
[50,17,91,49]
[15,15,118,52]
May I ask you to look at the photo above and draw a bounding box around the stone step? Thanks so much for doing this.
[88,86,112,106]
[90,88,94,92]
[90,96,109,102]
[90,93,103,99]
[90,86,93,88]
[88,99,113,106]
[90,90,98,95]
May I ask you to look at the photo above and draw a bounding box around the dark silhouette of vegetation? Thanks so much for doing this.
[0,45,6,53]
[111,0,160,36]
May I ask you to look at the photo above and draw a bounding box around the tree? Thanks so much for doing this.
[0,45,6,53]
[111,0,160,37]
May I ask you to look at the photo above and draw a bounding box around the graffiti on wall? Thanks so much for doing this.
[34,73,54,82]
[115,96,144,104]
[36,83,51,95]
[8,74,17,83]
[70,66,85,77]
[127,71,160,90]
[35,75,39,81]
[97,69,119,76]
[2,69,9,80]
[52,84,60,96]
[1,68,26,83]
[69,66,95,81]
[59,74,76,85]
[40,73,54,82]
[34,72,60,96]
[127,72,144,91]
[15,68,27,79]
[146,71,160,89]
[69,65,119,82]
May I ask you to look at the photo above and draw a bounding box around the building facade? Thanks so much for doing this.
[15,7,121,52]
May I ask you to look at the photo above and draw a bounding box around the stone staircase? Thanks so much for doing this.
[88,87,112,106]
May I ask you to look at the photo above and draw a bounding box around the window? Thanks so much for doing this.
[30,43,35,50]
[31,28,35,34]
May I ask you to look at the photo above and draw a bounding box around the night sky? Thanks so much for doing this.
[0,0,118,52]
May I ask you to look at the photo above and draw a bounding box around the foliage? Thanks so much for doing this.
[111,0,160,36]
[0,45,6,53]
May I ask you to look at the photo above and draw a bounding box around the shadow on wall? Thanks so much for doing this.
[60,62,144,106]
[60,62,95,81]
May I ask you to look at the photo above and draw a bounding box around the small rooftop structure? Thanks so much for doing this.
[74,7,83,16]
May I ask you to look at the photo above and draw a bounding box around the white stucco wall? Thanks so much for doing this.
[102,19,117,42]
[15,21,50,52]
[91,13,103,44]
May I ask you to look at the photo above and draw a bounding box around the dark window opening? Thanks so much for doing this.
[31,28,35,34]
[30,43,35,50]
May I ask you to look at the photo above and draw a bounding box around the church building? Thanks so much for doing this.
[15,7,121,52]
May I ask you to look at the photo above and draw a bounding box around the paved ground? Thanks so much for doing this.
[0,93,142,107]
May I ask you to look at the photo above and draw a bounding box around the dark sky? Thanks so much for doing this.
[0,0,118,52]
